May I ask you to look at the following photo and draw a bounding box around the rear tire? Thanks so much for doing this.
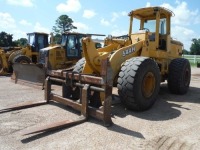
[117,57,160,111]
[168,58,191,94]
[13,55,31,64]
[0,56,4,74]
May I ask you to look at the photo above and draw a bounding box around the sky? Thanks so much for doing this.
[0,0,200,50]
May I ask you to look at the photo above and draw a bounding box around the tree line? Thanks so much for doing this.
[181,38,200,55]
[0,31,27,47]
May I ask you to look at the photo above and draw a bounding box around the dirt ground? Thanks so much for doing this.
[0,67,200,150]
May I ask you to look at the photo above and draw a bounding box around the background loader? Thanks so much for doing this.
[0,32,49,75]
[0,6,191,135]
[12,32,104,86]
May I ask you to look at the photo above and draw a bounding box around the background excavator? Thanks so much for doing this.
[12,32,104,86]
[0,32,49,75]
[0,6,191,135]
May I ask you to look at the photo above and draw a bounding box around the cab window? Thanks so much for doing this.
[67,35,78,57]
[144,20,156,32]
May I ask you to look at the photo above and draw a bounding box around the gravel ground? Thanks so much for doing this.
[0,67,200,150]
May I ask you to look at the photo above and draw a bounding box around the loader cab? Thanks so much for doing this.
[129,7,173,52]
[61,33,86,59]
[27,32,49,52]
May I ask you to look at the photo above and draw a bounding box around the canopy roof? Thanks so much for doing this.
[27,32,49,35]
[129,7,174,20]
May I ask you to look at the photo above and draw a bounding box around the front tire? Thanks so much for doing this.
[62,58,86,100]
[71,58,86,100]
[73,58,85,73]
[13,55,31,64]
[67,58,101,107]
[117,57,160,111]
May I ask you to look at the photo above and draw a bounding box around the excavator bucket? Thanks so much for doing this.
[0,58,113,135]
[12,63,46,88]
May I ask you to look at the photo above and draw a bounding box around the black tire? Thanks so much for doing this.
[70,58,86,100]
[62,83,72,98]
[0,56,4,74]
[117,57,160,111]
[62,58,85,100]
[73,58,85,73]
[70,58,101,107]
[168,58,191,94]
[13,55,31,63]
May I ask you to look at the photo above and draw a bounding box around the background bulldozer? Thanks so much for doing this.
[12,32,104,86]
[0,6,191,135]
[0,32,49,75]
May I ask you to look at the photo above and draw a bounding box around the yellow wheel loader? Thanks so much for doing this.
[0,47,22,75]
[12,32,104,87]
[0,7,191,135]
[0,32,49,75]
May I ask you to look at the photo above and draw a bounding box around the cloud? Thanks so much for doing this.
[34,22,50,33]
[0,12,16,29]
[100,18,110,26]
[110,29,127,36]
[19,19,32,26]
[83,10,96,19]
[146,2,151,7]
[6,0,34,7]
[161,1,199,26]
[0,12,27,40]
[111,11,127,22]
[111,12,119,22]
[172,26,196,50]
[56,0,81,13]
[12,30,27,40]
[73,22,89,32]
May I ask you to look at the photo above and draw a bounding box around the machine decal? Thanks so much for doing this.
[122,46,135,57]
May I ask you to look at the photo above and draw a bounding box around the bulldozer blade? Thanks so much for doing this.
[12,63,46,88]
[0,101,47,113]
[21,116,86,135]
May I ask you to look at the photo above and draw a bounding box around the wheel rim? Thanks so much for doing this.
[142,72,156,98]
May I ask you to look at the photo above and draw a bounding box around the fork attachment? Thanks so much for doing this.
[22,58,113,135]
[47,58,113,126]
[0,101,47,114]
[0,58,113,135]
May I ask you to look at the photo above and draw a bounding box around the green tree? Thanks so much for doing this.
[14,38,28,47]
[52,15,77,43]
[190,38,200,55]
[0,31,15,47]
[182,49,190,55]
